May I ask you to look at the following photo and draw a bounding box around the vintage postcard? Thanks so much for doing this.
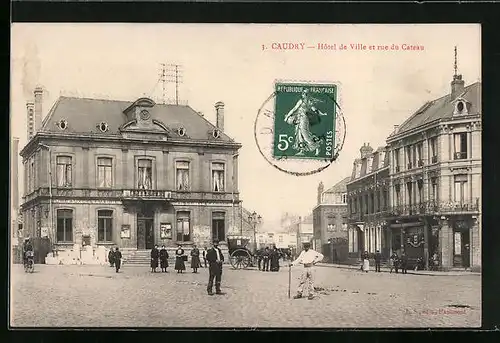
[9,23,481,328]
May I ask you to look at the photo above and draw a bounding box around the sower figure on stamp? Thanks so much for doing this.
[290,242,324,300]
[206,240,225,296]
[284,89,328,156]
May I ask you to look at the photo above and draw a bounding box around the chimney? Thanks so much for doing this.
[26,101,35,140]
[360,143,374,159]
[451,74,465,100]
[11,137,20,217]
[215,101,225,132]
[317,181,324,205]
[34,86,43,132]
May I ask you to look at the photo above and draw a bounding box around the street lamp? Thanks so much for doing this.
[39,144,53,242]
[248,211,262,251]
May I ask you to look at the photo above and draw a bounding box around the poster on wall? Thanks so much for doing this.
[121,225,131,239]
[160,223,172,239]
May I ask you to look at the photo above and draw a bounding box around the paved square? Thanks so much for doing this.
[10,264,480,328]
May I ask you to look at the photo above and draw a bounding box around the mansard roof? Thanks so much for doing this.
[389,81,481,139]
[39,96,236,143]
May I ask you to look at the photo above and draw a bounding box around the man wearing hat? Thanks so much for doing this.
[206,240,225,295]
[290,242,324,300]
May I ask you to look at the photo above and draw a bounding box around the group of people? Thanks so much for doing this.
[107,247,123,272]
[257,246,285,272]
[359,250,412,274]
[149,244,206,274]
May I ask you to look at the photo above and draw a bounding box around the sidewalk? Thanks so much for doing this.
[316,263,481,276]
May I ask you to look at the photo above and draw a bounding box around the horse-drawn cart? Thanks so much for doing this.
[227,235,257,269]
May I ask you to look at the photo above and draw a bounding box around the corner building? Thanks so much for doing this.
[20,95,242,255]
[386,75,481,270]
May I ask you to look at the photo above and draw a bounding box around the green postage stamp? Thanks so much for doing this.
[273,82,337,160]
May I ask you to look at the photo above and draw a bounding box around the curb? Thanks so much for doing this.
[316,263,481,276]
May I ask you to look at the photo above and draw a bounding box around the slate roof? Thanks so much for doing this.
[389,82,481,138]
[39,96,235,142]
[350,145,389,182]
[324,176,351,194]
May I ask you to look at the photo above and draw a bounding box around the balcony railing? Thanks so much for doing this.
[417,160,424,167]
[22,187,240,204]
[407,162,413,170]
[388,198,480,216]
[431,156,438,164]
[454,152,467,160]
[122,189,172,199]
[395,166,401,172]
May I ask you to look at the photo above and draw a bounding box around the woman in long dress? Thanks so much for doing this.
[175,245,186,273]
[159,245,169,273]
[284,89,327,155]
[362,251,370,273]
[270,246,280,272]
[190,245,201,273]
[150,245,159,273]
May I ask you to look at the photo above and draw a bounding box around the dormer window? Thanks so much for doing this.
[140,110,151,121]
[57,119,68,131]
[212,129,221,139]
[97,122,109,133]
[453,98,470,116]
[178,127,186,137]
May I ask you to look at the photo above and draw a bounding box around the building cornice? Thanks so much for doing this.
[20,132,242,157]
[346,166,390,186]
[386,114,481,144]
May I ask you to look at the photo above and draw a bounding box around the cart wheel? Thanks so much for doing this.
[230,249,252,269]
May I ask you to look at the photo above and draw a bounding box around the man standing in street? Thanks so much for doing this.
[374,250,382,272]
[206,240,225,295]
[114,247,122,273]
[400,251,408,274]
[290,242,324,300]
[262,247,270,272]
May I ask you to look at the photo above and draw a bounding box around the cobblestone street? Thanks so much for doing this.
[10,264,480,328]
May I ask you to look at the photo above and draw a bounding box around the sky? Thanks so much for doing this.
[10,24,481,229]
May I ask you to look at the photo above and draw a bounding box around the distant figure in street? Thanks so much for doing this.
[175,245,186,273]
[159,245,169,272]
[22,238,34,267]
[151,245,159,273]
[108,247,115,267]
[362,251,370,273]
[290,242,324,300]
[114,247,122,273]
[191,245,201,273]
[256,248,263,271]
[374,250,382,272]
[389,252,398,273]
[270,246,281,272]
[262,247,270,272]
[400,251,408,274]
[206,240,225,295]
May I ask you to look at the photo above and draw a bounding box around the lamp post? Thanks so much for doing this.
[39,144,53,242]
[248,211,262,252]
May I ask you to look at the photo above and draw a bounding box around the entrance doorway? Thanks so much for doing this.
[212,212,226,243]
[137,210,154,250]
[453,229,471,268]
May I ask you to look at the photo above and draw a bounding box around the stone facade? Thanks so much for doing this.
[346,145,391,258]
[386,78,481,270]
[20,94,243,258]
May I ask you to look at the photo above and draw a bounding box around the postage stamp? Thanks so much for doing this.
[273,82,337,160]
[254,80,345,176]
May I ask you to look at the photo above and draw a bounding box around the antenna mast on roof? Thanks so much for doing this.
[454,46,458,78]
[165,63,183,105]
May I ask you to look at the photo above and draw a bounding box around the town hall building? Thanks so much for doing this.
[20,89,243,258]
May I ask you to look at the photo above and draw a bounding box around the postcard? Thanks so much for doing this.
[10,23,481,328]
